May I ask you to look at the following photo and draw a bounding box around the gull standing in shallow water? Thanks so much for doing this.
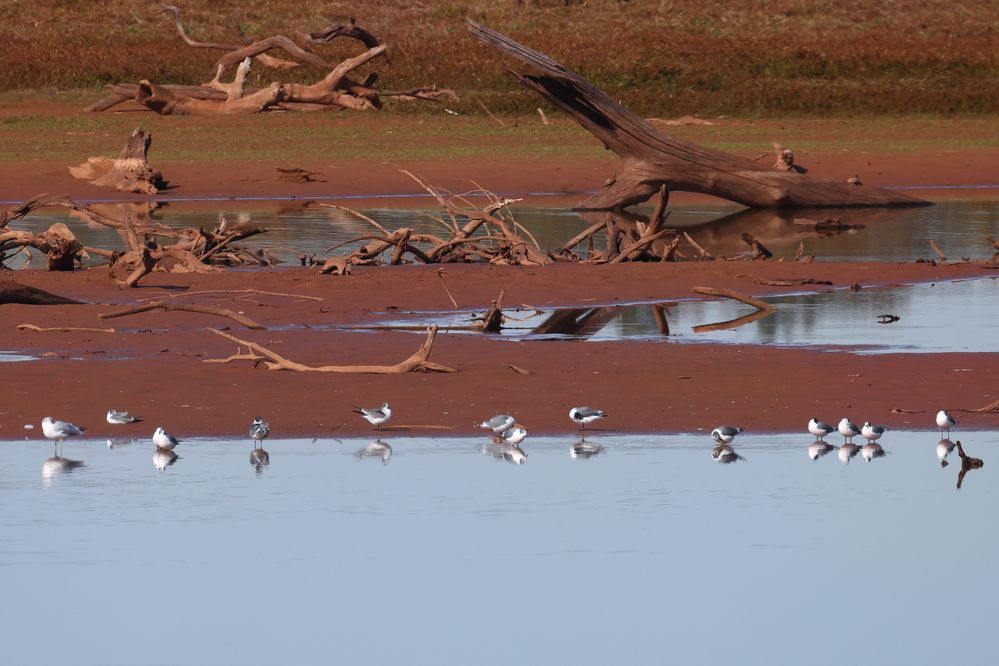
[479,414,515,435]
[41,417,86,455]
[249,417,270,469]
[838,417,861,444]
[569,407,607,431]
[107,409,141,425]
[861,422,888,443]
[936,410,956,437]
[152,427,181,451]
[501,426,528,446]
[711,426,744,445]
[808,418,835,441]
[353,403,392,431]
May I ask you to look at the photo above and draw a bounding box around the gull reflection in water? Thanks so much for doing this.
[41,457,85,485]
[711,444,745,463]
[250,447,271,472]
[571,439,605,460]
[356,440,392,465]
[106,439,135,449]
[808,442,835,460]
[861,443,887,463]
[838,443,861,464]
[482,442,528,465]
[937,438,956,466]
[955,440,984,491]
[153,448,180,471]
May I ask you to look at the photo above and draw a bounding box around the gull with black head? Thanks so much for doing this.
[569,407,607,431]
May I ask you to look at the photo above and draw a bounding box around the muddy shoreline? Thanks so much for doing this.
[3,262,997,440]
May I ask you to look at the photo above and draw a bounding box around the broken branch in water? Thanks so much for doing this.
[929,239,947,261]
[205,325,455,374]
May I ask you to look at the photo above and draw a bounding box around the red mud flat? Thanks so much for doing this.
[2,261,997,440]
[2,148,999,207]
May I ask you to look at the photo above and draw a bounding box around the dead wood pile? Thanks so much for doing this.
[87,7,456,115]
[0,195,271,283]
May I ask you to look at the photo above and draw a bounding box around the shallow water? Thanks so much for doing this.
[2,430,996,665]
[8,199,998,267]
[0,350,33,362]
[375,277,999,353]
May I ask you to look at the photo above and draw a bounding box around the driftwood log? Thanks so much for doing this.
[206,325,455,374]
[69,128,167,194]
[468,21,929,210]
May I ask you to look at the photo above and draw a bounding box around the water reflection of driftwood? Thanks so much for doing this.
[532,307,617,338]
[690,286,775,333]
[580,206,915,260]
[954,440,984,490]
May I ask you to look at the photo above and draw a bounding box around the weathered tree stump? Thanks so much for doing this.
[69,128,168,194]
[468,21,929,210]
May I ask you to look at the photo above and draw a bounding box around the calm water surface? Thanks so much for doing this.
[9,199,999,266]
[377,277,999,353]
[2,431,997,665]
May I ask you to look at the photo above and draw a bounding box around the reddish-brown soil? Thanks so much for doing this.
[3,260,997,440]
[2,113,997,440]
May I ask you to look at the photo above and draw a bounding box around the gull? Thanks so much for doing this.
[837,417,861,443]
[838,443,861,464]
[808,418,835,441]
[569,407,607,431]
[711,426,744,445]
[861,422,888,443]
[712,444,745,463]
[500,426,528,446]
[249,417,270,444]
[41,417,86,454]
[479,414,515,434]
[353,403,392,431]
[936,410,956,437]
[152,427,181,451]
[808,442,834,460]
[862,443,887,463]
[107,409,142,425]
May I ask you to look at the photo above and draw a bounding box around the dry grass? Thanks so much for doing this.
[1,0,998,115]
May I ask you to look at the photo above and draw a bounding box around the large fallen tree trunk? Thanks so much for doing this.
[468,21,929,210]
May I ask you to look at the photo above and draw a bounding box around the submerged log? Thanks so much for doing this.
[0,282,83,305]
[69,128,168,194]
[468,21,929,210]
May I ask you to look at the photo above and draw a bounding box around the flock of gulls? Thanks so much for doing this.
[34,403,973,475]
